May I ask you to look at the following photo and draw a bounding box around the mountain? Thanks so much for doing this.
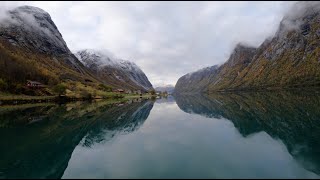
[175,1,320,93]
[0,5,153,96]
[0,5,100,95]
[0,6,94,79]
[174,65,219,94]
[75,49,153,91]
[154,84,175,93]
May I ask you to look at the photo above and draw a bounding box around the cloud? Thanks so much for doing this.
[276,1,320,38]
[0,1,294,86]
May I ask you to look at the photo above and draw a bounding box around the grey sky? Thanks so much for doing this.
[2,1,295,86]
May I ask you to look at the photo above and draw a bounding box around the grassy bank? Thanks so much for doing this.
[0,93,55,105]
[0,92,156,106]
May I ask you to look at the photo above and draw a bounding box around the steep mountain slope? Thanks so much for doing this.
[207,44,257,91]
[175,1,320,93]
[0,6,95,80]
[174,65,219,94]
[75,49,153,91]
[0,5,99,95]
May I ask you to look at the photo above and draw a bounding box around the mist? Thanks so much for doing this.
[0,1,301,86]
[271,2,316,38]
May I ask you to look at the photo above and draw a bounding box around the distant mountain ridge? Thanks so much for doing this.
[175,65,219,94]
[154,84,175,93]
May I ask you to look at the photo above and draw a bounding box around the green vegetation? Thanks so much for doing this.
[149,89,156,95]
[0,40,133,102]
[206,29,320,92]
[0,39,157,104]
[53,83,67,96]
[98,84,113,92]
[0,39,98,96]
[79,90,93,100]
[0,92,55,101]
[0,78,8,91]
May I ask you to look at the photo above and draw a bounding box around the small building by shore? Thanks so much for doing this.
[26,80,46,88]
[113,89,125,93]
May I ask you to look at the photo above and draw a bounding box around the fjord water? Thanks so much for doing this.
[0,92,320,179]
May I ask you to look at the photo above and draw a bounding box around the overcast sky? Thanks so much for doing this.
[2,1,295,87]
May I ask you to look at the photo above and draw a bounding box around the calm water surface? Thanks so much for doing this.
[1,91,320,178]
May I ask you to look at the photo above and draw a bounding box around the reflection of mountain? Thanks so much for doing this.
[174,91,320,175]
[81,100,154,147]
[155,95,176,104]
[0,99,154,179]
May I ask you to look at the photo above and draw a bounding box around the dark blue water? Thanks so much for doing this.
[1,91,320,178]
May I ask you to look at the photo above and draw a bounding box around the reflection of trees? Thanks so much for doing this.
[0,99,154,179]
[174,91,320,175]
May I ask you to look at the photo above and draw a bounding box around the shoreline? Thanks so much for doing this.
[0,94,156,106]
[173,87,320,95]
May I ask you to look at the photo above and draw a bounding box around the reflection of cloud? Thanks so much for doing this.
[174,91,320,175]
[0,99,155,179]
[63,98,319,178]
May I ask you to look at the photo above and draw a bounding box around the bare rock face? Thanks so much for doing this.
[0,5,87,75]
[76,49,153,91]
[175,1,320,93]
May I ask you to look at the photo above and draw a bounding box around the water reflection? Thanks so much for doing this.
[154,95,175,104]
[174,91,320,175]
[0,99,154,179]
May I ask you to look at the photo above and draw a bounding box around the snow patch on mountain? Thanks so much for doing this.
[75,49,153,90]
[75,49,144,72]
